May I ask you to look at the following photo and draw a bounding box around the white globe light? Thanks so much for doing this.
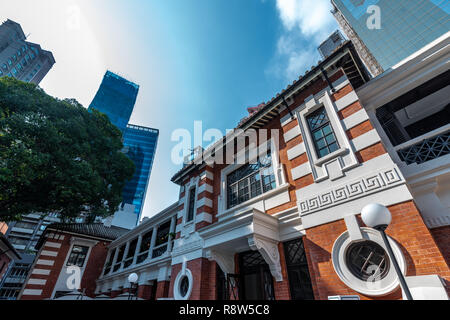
[128,273,138,284]
[361,203,392,229]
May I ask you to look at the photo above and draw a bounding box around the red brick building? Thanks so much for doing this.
[20,37,449,301]
[19,223,128,300]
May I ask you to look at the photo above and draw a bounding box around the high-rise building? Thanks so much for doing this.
[331,0,450,75]
[0,19,55,84]
[0,213,60,300]
[89,71,159,227]
[122,124,159,225]
[318,30,346,59]
[89,71,139,132]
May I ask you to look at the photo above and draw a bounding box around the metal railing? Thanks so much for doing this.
[398,129,450,165]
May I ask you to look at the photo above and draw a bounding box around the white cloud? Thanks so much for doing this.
[269,0,339,82]
[276,0,337,41]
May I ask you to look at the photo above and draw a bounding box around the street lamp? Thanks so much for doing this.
[128,273,139,300]
[361,203,413,300]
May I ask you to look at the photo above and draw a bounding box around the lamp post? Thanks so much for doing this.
[128,273,139,300]
[361,203,413,300]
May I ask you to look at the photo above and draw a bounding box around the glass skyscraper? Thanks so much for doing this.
[89,71,159,226]
[89,71,139,132]
[122,125,159,225]
[332,0,450,71]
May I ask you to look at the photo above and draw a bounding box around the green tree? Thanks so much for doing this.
[0,77,135,222]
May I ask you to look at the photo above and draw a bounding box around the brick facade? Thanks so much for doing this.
[137,284,154,300]
[169,258,217,300]
[20,232,112,300]
[303,200,450,300]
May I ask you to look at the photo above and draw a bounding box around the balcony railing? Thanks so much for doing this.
[397,128,449,165]
[151,243,168,259]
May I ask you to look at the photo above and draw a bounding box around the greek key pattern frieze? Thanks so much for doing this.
[299,167,404,215]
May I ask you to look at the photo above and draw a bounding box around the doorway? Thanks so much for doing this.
[216,250,275,300]
[238,250,275,300]
[283,238,315,300]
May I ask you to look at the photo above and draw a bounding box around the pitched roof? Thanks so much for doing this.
[171,40,369,184]
[0,233,21,260]
[36,223,129,250]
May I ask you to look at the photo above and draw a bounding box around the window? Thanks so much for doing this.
[283,238,314,300]
[113,245,125,271]
[136,230,152,264]
[227,150,276,209]
[9,237,28,246]
[103,248,116,275]
[123,238,138,268]
[152,220,171,259]
[186,188,196,222]
[346,241,389,281]
[179,276,189,297]
[174,269,193,300]
[7,59,12,66]
[307,107,339,158]
[2,63,8,71]
[14,221,36,230]
[67,245,89,267]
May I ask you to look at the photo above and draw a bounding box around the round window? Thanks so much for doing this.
[179,276,190,297]
[173,269,193,300]
[346,241,389,281]
[332,227,407,296]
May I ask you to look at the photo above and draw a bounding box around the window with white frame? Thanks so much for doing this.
[186,188,196,222]
[103,248,115,275]
[66,245,89,267]
[306,106,339,158]
[226,150,276,209]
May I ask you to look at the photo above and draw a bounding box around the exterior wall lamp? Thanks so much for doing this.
[361,203,413,300]
[127,273,139,300]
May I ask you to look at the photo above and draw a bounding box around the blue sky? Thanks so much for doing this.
[1,0,338,219]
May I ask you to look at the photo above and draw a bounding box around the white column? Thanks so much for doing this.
[148,226,158,260]
[109,248,119,275]
[102,250,112,275]
[119,241,130,271]
[132,234,143,265]
[167,216,176,252]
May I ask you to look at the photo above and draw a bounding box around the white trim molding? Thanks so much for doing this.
[248,235,283,282]
[332,227,406,297]
[295,91,360,183]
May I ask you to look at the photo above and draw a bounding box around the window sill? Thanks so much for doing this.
[313,147,347,167]
[217,183,290,219]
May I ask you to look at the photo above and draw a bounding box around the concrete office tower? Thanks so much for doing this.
[318,30,346,59]
[0,19,55,84]
[0,213,60,300]
[331,0,450,76]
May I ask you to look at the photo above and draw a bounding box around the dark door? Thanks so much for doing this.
[216,265,240,300]
[150,280,157,300]
[239,250,275,300]
[283,238,315,300]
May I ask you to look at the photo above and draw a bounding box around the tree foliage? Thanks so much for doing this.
[0,77,135,222]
